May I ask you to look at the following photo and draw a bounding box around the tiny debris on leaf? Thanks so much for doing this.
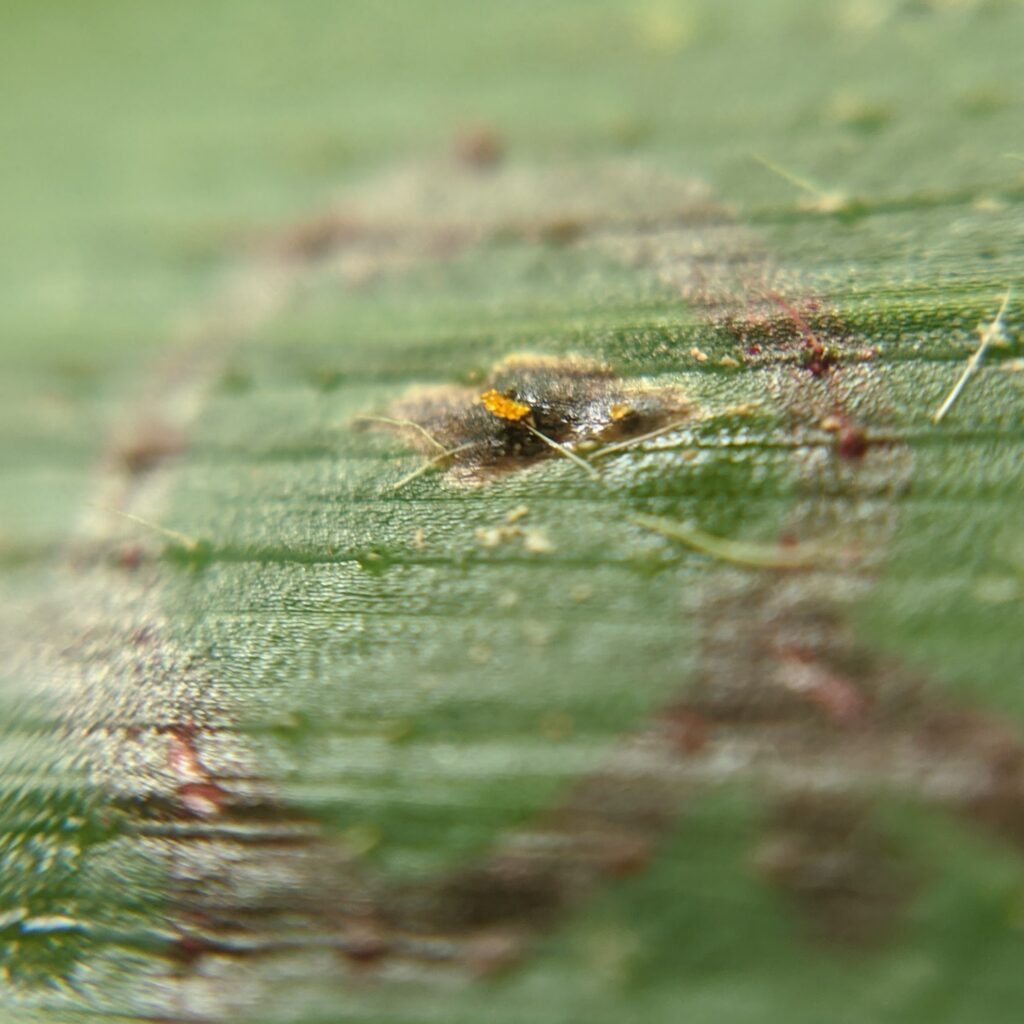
[522,528,556,555]
[933,289,1014,423]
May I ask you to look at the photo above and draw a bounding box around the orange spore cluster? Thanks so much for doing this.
[479,389,533,422]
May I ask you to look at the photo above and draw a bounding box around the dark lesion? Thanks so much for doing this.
[360,353,692,483]
[752,794,919,946]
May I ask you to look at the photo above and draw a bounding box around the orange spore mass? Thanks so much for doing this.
[479,389,532,422]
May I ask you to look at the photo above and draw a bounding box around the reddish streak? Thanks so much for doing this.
[764,290,834,376]
[776,647,869,726]
[837,424,870,460]
[661,707,710,755]
[167,722,230,817]
[168,733,206,781]
[178,782,227,818]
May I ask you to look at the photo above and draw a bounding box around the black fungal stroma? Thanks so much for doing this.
[372,353,690,480]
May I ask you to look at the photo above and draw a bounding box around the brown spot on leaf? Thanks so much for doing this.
[338,925,391,967]
[836,424,870,461]
[413,862,567,932]
[753,796,918,946]
[775,645,871,726]
[463,931,526,976]
[535,217,584,245]
[660,706,711,755]
[115,543,145,571]
[271,213,366,261]
[168,931,215,968]
[114,420,187,476]
[368,353,690,482]
[454,126,505,170]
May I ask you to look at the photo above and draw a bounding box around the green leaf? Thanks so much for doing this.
[2,1,1023,1021]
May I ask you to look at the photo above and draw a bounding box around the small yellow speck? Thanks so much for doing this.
[722,402,762,417]
[412,527,425,549]
[972,195,1006,213]
[719,355,740,368]
[634,4,696,55]
[689,347,709,363]
[610,403,633,421]
[800,191,853,215]
[479,389,532,422]
[505,504,530,524]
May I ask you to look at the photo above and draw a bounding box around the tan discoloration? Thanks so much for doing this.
[521,528,556,555]
[475,525,519,549]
